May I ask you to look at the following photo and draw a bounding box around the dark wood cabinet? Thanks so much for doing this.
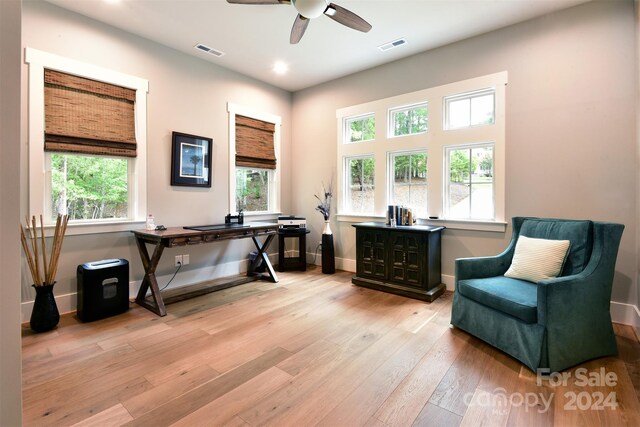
[352,222,445,302]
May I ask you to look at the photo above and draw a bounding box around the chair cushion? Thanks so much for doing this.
[519,218,593,276]
[457,276,538,323]
[504,236,570,283]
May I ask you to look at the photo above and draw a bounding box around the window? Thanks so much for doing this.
[42,68,137,223]
[49,154,129,221]
[389,103,428,137]
[345,156,375,214]
[446,144,494,220]
[344,114,375,143]
[389,151,428,218]
[236,168,269,212]
[336,72,506,231]
[445,89,495,130]
[228,103,281,215]
[26,48,149,233]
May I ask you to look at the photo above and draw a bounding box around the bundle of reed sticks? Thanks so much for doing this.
[20,214,69,287]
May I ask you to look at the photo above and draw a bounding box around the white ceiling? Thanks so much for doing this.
[44,0,590,92]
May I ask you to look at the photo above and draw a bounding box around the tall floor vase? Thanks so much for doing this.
[30,283,60,333]
[321,220,335,274]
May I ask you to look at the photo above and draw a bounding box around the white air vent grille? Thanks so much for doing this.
[378,38,407,52]
[194,43,225,57]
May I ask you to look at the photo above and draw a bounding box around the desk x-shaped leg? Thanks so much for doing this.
[134,236,167,316]
[248,234,278,283]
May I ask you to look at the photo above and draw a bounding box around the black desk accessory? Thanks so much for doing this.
[225,211,244,225]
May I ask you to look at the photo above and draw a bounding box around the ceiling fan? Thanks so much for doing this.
[227,0,372,44]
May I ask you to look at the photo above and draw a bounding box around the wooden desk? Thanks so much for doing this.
[131,222,279,316]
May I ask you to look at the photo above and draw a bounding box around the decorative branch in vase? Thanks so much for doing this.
[20,214,69,332]
[314,180,333,235]
[315,180,335,274]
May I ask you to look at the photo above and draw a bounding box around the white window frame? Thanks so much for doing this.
[336,72,507,232]
[25,48,149,235]
[343,154,376,215]
[444,88,495,130]
[343,113,376,144]
[227,103,281,217]
[444,142,495,220]
[387,149,429,217]
[388,102,428,138]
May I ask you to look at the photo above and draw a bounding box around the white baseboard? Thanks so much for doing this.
[21,253,278,323]
[442,274,455,291]
[610,301,640,333]
[305,251,355,273]
[21,291,77,324]
[22,255,640,333]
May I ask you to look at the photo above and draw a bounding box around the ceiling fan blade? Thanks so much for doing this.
[290,14,309,44]
[226,0,290,5]
[325,3,372,33]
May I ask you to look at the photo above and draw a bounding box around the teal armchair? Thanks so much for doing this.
[451,217,624,372]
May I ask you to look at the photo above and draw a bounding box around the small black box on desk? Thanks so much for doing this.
[77,259,129,322]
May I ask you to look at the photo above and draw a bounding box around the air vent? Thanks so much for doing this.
[194,43,225,58]
[378,38,407,52]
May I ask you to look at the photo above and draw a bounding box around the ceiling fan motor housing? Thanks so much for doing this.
[292,0,329,19]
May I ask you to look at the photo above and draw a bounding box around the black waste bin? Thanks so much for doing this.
[77,259,129,322]
[249,251,267,273]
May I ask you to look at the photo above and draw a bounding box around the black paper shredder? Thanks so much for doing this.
[77,259,129,322]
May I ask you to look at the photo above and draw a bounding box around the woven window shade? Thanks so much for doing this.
[44,69,137,158]
[235,115,276,169]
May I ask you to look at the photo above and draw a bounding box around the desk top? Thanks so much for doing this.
[131,222,279,247]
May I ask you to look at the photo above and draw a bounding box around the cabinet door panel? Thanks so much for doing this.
[357,229,386,280]
[387,231,425,288]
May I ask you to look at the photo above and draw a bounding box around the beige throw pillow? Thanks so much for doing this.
[504,235,571,283]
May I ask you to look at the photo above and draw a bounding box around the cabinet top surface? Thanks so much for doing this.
[352,222,444,233]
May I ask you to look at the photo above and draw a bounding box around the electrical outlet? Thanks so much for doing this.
[182,254,190,265]
[174,255,182,267]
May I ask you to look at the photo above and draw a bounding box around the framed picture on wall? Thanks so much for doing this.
[170,131,213,187]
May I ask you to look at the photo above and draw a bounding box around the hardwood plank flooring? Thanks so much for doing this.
[22,266,640,426]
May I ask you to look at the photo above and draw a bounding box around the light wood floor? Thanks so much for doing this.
[22,267,640,426]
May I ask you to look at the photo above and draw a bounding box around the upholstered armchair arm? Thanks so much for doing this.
[455,217,530,282]
[455,254,512,281]
[535,222,624,371]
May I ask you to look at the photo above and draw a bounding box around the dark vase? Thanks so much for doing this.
[321,220,335,274]
[30,284,60,333]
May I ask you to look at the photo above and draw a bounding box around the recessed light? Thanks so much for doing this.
[273,61,288,75]
[103,0,122,4]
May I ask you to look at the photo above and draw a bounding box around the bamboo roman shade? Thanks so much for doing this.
[235,115,276,169]
[44,69,137,157]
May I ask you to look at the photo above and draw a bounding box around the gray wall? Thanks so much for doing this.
[20,0,292,304]
[291,0,638,308]
[1,0,23,424]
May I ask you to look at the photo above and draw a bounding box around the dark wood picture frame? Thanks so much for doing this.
[170,131,212,187]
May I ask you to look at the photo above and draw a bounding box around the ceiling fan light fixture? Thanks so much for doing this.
[292,0,328,19]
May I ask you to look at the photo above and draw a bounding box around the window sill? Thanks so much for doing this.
[337,214,507,233]
[242,212,282,222]
[42,219,147,237]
